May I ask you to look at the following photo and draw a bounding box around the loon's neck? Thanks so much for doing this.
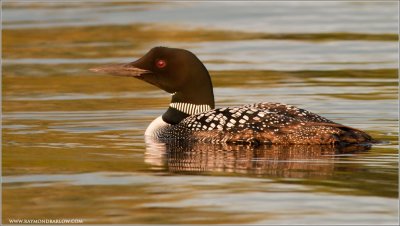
[162,75,214,125]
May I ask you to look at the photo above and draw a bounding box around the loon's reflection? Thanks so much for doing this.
[145,139,371,177]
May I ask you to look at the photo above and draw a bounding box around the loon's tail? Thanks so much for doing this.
[309,122,374,144]
[336,125,374,144]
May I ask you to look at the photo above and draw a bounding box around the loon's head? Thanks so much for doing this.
[91,47,214,104]
[91,47,215,124]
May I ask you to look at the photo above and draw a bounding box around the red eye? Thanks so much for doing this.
[155,59,167,68]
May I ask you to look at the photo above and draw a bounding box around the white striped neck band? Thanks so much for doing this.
[169,102,212,115]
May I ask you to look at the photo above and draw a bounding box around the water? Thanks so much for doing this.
[2,1,399,225]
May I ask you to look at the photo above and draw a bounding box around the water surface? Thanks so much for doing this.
[2,1,398,225]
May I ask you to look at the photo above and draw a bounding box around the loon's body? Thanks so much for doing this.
[91,47,372,145]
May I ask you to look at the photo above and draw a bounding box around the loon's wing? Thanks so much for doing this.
[180,105,297,132]
[243,102,335,123]
[173,105,372,144]
[181,104,336,132]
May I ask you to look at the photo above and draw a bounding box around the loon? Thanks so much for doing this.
[90,47,373,145]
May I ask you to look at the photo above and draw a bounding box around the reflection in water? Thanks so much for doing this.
[145,139,371,177]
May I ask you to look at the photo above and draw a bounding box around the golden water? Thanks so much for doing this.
[2,1,398,224]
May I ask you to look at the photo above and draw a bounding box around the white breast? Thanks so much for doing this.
[145,116,170,138]
[144,116,170,164]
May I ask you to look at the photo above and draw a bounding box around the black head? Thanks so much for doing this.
[90,47,215,124]
[91,47,213,99]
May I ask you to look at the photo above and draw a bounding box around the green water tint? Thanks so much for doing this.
[3,63,398,223]
[3,24,397,59]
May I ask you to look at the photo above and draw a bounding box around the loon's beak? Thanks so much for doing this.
[89,63,151,78]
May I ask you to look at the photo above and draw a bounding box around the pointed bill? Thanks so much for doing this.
[89,63,151,77]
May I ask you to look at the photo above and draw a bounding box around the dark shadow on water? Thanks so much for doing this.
[145,140,371,178]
